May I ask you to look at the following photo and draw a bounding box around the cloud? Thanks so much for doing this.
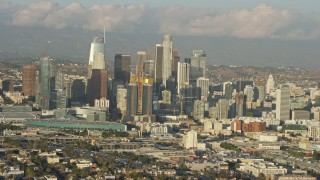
[10,1,147,31]
[1,2,320,39]
[156,4,295,38]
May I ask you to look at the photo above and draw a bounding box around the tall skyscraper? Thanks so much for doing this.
[87,69,108,106]
[39,56,55,110]
[235,92,245,117]
[223,82,234,100]
[22,65,37,97]
[172,49,180,77]
[142,84,153,115]
[196,77,209,98]
[144,60,155,77]
[190,50,206,82]
[177,62,190,95]
[126,83,138,116]
[254,80,266,101]
[162,35,173,87]
[114,54,131,84]
[244,85,254,103]
[276,84,290,120]
[154,44,164,92]
[88,37,105,77]
[217,99,229,119]
[266,74,275,94]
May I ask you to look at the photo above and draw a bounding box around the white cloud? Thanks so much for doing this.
[1,2,320,39]
[10,2,147,31]
[156,4,295,38]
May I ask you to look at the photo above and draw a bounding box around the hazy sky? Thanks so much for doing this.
[1,1,320,67]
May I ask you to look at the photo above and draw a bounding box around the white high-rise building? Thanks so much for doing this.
[184,130,197,149]
[266,74,275,94]
[177,62,190,95]
[196,77,209,98]
[88,37,105,78]
[244,85,254,102]
[162,35,173,87]
[276,84,290,120]
[116,85,127,116]
[88,37,105,68]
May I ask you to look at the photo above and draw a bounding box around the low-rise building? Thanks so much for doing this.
[239,162,287,177]
[76,159,93,169]
[47,156,60,164]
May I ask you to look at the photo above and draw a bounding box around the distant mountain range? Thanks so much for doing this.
[1,25,320,68]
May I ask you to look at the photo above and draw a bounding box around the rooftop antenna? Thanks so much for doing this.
[42,41,51,57]
[104,26,106,44]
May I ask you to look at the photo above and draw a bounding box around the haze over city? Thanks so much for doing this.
[1,0,320,67]
[0,1,320,179]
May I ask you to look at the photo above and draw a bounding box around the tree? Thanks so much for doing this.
[257,173,265,180]
[25,166,36,178]
[313,151,320,160]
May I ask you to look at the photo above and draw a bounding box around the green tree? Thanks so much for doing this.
[25,166,36,178]
[257,173,266,180]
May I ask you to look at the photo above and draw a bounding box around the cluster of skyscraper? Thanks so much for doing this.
[15,34,299,123]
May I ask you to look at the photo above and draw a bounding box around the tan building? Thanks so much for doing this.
[22,65,37,97]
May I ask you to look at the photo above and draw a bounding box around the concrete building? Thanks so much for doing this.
[22,65,37,97]
[177,62,190,95]
[235,92,245,117]
[253,135,279,142]
[162,35,173,87]
[308,122,320,141]
[193,100,205,120]
[184,130,197,149]
[162,90,171,104]
[87,69,108,106]
[196,77,209,98]
[94,97,109,108]
[116,86,127,116]
[255,80,265,101]
[292,110,310,120]
[239,162,287,177]
[242,122,266,132]
[266,74,275,94]
[244,85,254,103]
[142,84,153,115]
[276,84,290,120]
[126,83,138,116]
[217,99,229,119]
